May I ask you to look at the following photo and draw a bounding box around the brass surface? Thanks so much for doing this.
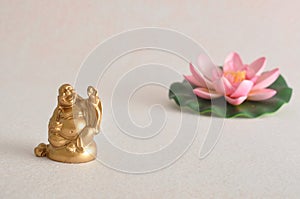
[34,84,102,163]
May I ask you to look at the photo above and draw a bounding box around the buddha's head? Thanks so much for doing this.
[58,84,76,107]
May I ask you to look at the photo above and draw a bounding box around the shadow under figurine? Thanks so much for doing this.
[34,84,102,163]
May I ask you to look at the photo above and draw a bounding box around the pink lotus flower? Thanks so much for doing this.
[184,52,280,105]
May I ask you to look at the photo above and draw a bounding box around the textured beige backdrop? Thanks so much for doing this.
[0,1,300,198]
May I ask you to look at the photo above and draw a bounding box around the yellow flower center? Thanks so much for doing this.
[224,70,246,83]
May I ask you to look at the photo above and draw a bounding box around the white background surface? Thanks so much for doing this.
[1,1,300,198]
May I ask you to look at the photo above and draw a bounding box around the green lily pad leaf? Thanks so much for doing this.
[169,75,292,118]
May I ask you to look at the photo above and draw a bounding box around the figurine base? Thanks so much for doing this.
[47,141,97,163]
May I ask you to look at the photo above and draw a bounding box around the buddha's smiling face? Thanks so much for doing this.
[58,84,76,107]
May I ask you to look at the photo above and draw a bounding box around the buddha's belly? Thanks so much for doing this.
[60,117,86,140]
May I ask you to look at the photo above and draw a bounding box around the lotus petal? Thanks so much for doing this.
[252,68,280,90]
[230,80,253,98]
[225,96,247,106]
[248,57,266,77]
[224,52,244,72]
[193,88,222,99]
[197,54,217,81]
[248,89,277,101]
[184,75,203,87]
[213,77,234,95]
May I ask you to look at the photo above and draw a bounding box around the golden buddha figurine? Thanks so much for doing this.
[34,84,102,163]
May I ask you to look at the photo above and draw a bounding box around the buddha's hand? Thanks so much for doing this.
[49,122,63,134]
[87,86,98,97]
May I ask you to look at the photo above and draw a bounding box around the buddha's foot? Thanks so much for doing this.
[76,146,84,153]
[34,143,47,157]
[76,138,84,153]
[66,143,77,152]
[46,141,97,163]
